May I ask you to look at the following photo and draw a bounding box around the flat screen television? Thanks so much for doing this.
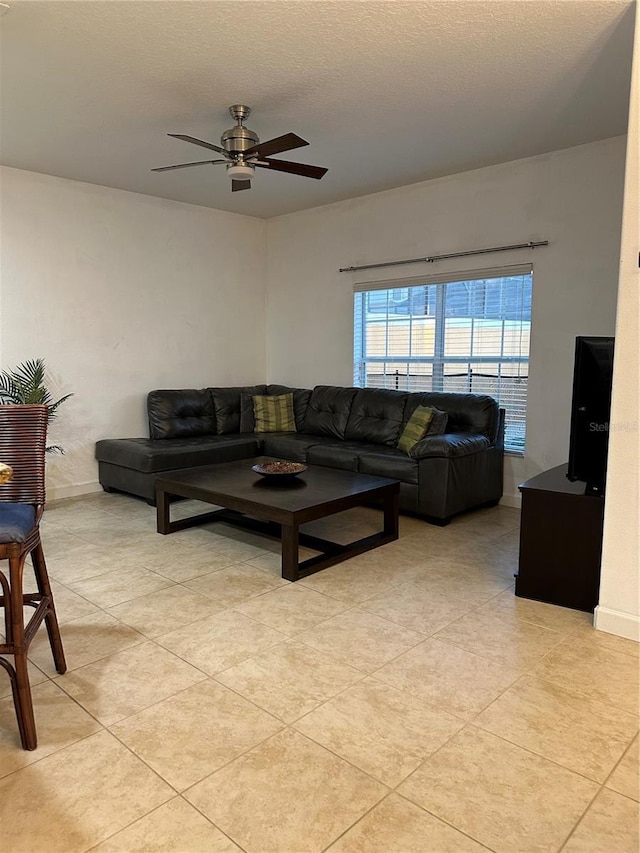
[567,336,615,495]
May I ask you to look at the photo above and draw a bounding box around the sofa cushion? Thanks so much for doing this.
[302,386,358,440]
[209,385,267,435]
[345,388,409,446]
[428,406,449,436]
[241,387,310,433]
[260,433,324,462]
[239,393,257,433]
[0,504,36,543]
[253,393,296,433]
[95,435,260,473]
[397,405,436,454]
[404,392,498,440]
[358,448,420,485]
[147,389,216,439]
[266,385,312,431]
[306,441,372,472]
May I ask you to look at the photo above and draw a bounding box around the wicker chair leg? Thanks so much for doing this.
[8,554,37,750]
[31,541,66,674]
[8,672,28,748]
[13,652,37,750]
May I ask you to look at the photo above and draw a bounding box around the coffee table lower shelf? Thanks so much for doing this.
[158,506,397,581]
[155,461,400,582]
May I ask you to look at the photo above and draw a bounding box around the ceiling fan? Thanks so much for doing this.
[152,105,328,192]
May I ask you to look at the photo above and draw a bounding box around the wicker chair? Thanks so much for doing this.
[0,405,66,750]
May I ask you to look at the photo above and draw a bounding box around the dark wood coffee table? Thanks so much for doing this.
[155,457,400,581]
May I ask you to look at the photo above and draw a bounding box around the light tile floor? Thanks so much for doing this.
[0,492,638,853]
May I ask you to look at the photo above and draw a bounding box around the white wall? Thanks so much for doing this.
[596,10,640,642]
[0,167,266,500]
[265,138,627,503]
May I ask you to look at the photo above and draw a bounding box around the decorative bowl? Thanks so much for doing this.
[251,461,307,479]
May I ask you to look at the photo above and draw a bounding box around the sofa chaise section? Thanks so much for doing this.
[96,387,262,504]
[95,435,261,504]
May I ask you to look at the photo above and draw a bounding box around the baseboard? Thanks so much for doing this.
[593,606,640,642]
[47,480,103,503]
[499,493,521,509]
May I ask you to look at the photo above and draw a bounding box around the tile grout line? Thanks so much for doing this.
[462,720,622,789]
[556,780,608,851]
[598,733,640,802]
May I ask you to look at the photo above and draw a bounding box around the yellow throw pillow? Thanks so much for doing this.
[252,393,296,433]
[397,405,435,454]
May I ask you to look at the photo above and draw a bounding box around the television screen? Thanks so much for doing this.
[567,336,615,495]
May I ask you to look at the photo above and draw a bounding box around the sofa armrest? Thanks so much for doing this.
[409,432,491,459]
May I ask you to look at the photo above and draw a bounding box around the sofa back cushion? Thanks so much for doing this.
[239,394,256,433]
[404,392,499,441]
[302,386,358,439]
[147,389,216,440]
[345,388,409,446]
[208,385,267,434]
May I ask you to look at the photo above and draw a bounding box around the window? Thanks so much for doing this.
[353,265,533,452]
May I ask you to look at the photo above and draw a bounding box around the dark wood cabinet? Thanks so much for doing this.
[516,464,604,612]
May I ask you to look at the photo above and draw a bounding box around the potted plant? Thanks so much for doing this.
[0,358,73,453]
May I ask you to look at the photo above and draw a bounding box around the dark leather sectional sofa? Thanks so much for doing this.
[95,384,504,524]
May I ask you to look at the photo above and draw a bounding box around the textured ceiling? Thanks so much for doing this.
[0,0,635,218]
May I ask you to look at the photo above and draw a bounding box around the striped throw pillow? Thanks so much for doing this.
[252,393,296,433]
[397,405,435,454]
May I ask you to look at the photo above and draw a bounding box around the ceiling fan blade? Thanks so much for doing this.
[254,158,328,179]
[151,159,226,172]
[167,133,227,155]
[232,179,252,192]
[243,133,308,159]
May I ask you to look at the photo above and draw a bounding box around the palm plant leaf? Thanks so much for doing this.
[6,358,48,404]
[0,372,20,403]
[47,394,73,420]
[0,357,73,448]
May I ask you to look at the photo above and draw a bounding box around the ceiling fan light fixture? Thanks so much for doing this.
[227,163,255,181]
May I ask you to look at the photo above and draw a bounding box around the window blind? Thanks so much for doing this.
[353,265,533,453]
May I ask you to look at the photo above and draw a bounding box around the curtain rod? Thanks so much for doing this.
[338,240,548,273]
